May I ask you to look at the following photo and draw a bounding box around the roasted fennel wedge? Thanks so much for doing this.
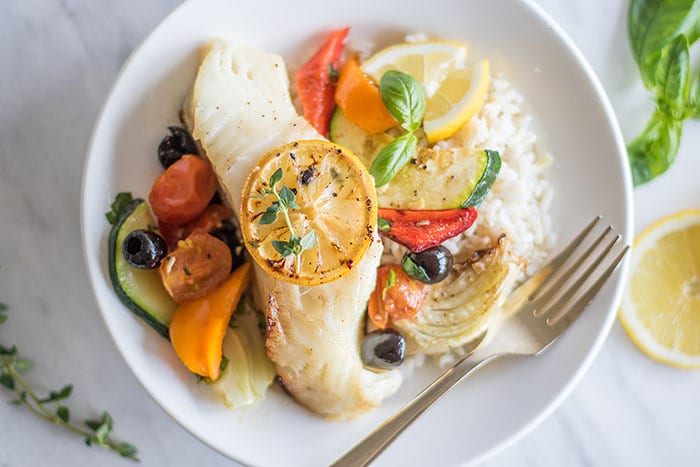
[212,297,275,408]
[393,237,520,355]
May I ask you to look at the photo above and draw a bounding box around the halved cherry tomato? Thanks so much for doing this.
[295,27,349,136]
[335,55,397,134]
[368,265,429,329]
[159,204,234,249]
[149,155,217,225]
[170,262,252,379]
[159,228,232,304]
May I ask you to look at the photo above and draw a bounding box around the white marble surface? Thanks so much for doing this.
[1,1,698,466]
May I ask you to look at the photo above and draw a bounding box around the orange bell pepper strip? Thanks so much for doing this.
[169,262,252,379]
[334,56,397,134]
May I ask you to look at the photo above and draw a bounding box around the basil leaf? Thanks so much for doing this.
[628,0,700,89]
[370,133,418,187]
[401,254,430,282]
[689,73,700,118]
[655,34,690,119]
[380,70,426,132]
[627,110,683,185]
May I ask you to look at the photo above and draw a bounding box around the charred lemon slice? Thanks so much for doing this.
[240,140,377,286]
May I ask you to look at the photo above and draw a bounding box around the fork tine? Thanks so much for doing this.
[531,225,612,309]
[538,234,621,320]
[546,244,630,331]
[524,216,602,302]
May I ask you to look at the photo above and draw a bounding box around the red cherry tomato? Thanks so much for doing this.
[158,204,234,249]
[149,155,217,225]
[367,265,429,329]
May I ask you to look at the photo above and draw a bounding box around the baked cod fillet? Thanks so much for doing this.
[184,39,401,419]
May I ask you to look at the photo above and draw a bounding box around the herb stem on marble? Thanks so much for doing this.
[0,303,139,461]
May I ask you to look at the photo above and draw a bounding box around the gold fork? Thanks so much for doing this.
[333,216,629,466]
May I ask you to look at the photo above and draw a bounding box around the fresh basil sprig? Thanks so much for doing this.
[0,303,138,461]
[627,0,700,185]
[369,70,426,187]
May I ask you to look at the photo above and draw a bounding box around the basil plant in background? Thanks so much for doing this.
[627,0,700,186]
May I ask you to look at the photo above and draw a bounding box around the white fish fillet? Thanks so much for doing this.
[186,39,401,419]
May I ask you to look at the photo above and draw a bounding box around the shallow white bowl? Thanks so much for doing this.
[81,0,633,465]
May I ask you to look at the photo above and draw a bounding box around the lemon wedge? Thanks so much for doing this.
[240,140,377,286]
[619,210,700,368]
[361,40,467,94]
[423,59,490,143]
[361,41,489,143]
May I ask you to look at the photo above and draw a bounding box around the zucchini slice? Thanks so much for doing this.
[108,199,177,339]
[377,148,501,209]
[330,108,500,209]
[328,107,392,167]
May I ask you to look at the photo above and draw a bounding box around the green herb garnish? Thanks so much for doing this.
[105,192,134,225]
[0,304,138,461]
[401,254,430,283]
[257,168,317,272]
[195,356,229,384]
[328,63,340,84]
[627,0,700,185]
[382,268,397,299]
[377,217,392,232]
[369,71,426,187]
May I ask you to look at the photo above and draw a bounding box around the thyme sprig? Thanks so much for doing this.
[0,303,139,461]
[257,168,317,272]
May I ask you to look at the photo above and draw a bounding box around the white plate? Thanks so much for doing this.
[81,0,633,465]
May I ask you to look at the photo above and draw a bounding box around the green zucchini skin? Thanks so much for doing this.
[462,149,501,208]
[331,107,501,209]
[107,199,176,339]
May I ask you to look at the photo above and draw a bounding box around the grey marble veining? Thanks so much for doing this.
[2,1,700,466]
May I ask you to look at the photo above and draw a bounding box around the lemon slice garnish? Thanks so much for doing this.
[240,140,377,286]
[619,210,700,368]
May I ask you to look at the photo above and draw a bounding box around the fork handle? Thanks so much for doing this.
[331,354,500,467]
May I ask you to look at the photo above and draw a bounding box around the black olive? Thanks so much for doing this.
[157,126,198,168]
[361,329,406,370]
[209,190,224,206]
[210,221,245,271]
[402,245,454,284]
[122,230,168,269]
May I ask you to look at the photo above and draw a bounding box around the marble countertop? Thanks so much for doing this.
[1,1,698,466]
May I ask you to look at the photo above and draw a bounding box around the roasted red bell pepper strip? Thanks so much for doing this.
[295,27,349,136]
[377,208,478,253]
